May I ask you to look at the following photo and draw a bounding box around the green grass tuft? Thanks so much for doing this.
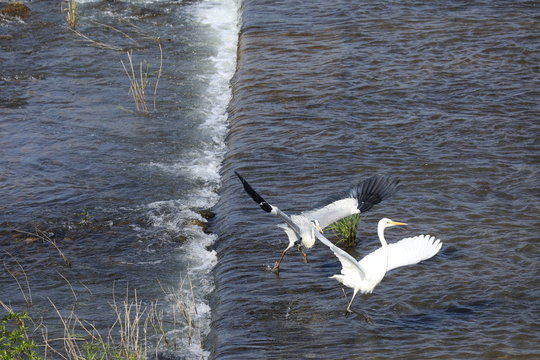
[328,214,361,248]
[0,311,39,360]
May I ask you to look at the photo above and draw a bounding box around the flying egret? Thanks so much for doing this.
[314,218,442,321]
[234,171,400,273]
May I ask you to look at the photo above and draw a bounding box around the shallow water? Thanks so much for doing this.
[209,0,539,358]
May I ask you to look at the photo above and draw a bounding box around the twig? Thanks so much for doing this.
[10,226,71,267]
[153,39,163,111]
[70,28,125,52]
[3,251,33,307]
[96,22,141,46]
[56,271,78,302]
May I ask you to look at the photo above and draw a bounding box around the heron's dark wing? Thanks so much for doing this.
[235,171,301,235]
[353,175,400,213]
[235,171,273,212]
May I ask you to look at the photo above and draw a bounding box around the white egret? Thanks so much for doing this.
[314,218,442,321]
[235,172,400,273]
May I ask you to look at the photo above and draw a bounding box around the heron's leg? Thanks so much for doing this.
[271,248,289,273]
[297,245,308,263]
[341,287,349,302]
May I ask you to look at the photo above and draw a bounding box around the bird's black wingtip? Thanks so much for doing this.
[355,175,400,213]
[234,170,273,213]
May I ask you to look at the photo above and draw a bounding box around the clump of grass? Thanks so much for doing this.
[121,40,163,116]
[42,281,199,359]
[65,0,77,30]
[2,250,199,358]
[121,50,151,115]
[175,275,199,346]
[43,290,152,360]
[158,274,201,348]
[59,6,165,115]
[110,289,148,359]
[328,214,361,248]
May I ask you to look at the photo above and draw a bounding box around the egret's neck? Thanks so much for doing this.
[377,223,388,248]
[377,222,389,273]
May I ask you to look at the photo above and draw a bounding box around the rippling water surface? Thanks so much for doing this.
[1,0,539,358]
[1,0,239,358]
[210,0,539,358]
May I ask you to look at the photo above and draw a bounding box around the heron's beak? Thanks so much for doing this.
[316,224,324,233]
[389,221,408,226]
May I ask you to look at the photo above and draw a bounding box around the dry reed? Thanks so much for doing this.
[65,0,77,30]
[121,50,151,115]
[2,241,198,359]
[3,251,33,307]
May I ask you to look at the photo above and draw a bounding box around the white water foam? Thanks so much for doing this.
[76,0,170,4]
[144,0,240,358]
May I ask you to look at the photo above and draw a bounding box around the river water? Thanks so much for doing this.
[1,0,239,358]
[1,0,539,359]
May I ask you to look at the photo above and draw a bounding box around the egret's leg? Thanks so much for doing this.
[271,248,289,273]
[345,290,374,324]
[345,290,358,316]
[360,312,375,325]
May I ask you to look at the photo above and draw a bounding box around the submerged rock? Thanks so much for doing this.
[173,234,188,243]
[197,209,215,220]
[136,7,163,18]
[190,219,208,232]
[0,2,31,19]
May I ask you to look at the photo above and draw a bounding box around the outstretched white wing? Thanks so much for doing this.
[360,234,442,273]
[302,198,358,229]
[314,230,366,280]
[302,175,400,229]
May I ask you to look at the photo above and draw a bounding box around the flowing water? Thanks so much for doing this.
[209,0,539,359]
[1,0,539,359]
[1,0,239,358]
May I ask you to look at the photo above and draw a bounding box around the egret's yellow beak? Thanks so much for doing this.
[389,221,408,226]
[316,224,324,233]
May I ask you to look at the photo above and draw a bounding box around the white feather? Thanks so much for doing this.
[360,234,442,272]
[277,224,298,251]
[302,198,359,229]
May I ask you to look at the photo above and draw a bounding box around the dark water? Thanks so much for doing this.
[209,0,540,359]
